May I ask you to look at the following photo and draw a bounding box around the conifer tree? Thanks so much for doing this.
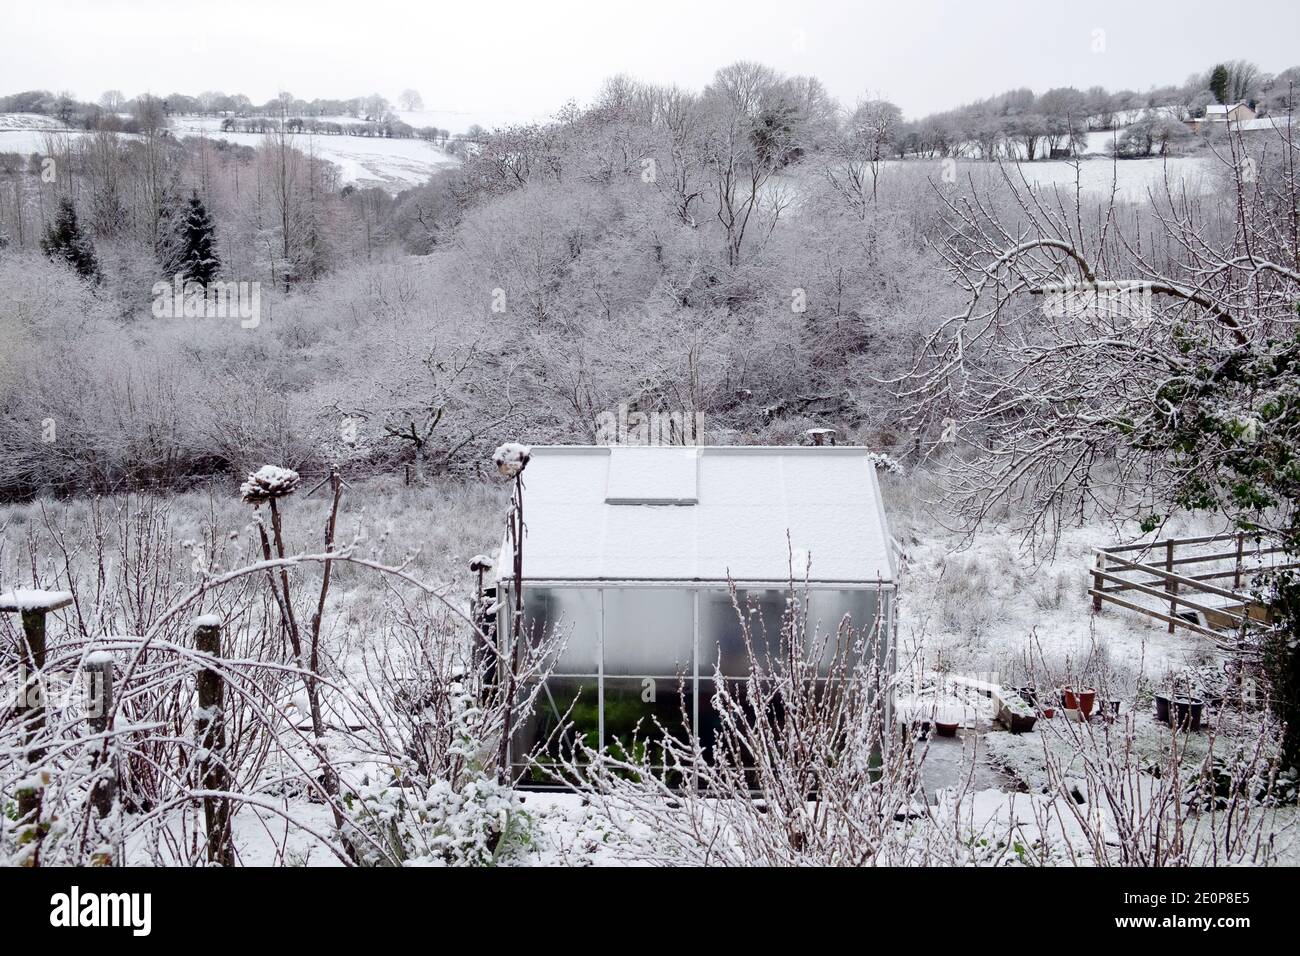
[1210,64,1230,104]
[177,190,220,286]
[40,197,100,282]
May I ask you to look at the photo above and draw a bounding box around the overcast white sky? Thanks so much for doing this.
[3,0,1298,119]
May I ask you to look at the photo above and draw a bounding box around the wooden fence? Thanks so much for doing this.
[1090,532,1298,638]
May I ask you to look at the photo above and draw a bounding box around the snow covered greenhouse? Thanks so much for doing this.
[496,445,900,782]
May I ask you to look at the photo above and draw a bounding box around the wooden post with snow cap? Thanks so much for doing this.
[193,615,234,866]
[0,588,73,831]
[84,649,116,818]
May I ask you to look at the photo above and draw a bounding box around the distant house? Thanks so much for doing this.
[1188,102,1257,134]
[1205,102,1256,124]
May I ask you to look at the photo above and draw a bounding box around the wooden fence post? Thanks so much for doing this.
[84,651,115,819]
[194,617,234,866]
[1234,531,1245,591]
[0,589,73,845]
[1092,550,1106,613]
[1166,540,1178,634]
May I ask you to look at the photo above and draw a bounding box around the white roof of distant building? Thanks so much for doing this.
[1237,116,1293,132]
[504,446,898,584]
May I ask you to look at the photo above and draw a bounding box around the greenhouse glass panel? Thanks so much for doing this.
[803,589,886,675]
[700,588,794,676]
[512,676,597,784]
[601,676,693,768]
[521,587,601,675]
[601,587,694,677]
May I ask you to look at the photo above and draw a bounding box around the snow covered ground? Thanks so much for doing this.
[896,155,1214,202]
[0,112,67,131]
[172,115,462,191]
[0,113,464,192]
[885,479,1232,685]
[2,111,1218,200]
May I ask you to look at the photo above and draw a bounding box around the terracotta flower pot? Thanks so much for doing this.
[1062,687,1096,718]
[1039,706,1056,719]
[935,720,960,738]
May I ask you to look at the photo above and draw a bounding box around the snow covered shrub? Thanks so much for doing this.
[864,451,904,475]
[343,774,532,867]
[342,683,535,866]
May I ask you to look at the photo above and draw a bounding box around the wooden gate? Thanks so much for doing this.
[1090,533,1297,638]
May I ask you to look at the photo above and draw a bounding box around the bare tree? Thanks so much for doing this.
[898,124,1298,540]
[826,98,901,212]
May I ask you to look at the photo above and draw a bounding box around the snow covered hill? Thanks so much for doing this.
[0,112,465,193]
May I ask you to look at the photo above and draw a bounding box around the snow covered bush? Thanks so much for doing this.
[342,774,532,867]
[342,683,534,866]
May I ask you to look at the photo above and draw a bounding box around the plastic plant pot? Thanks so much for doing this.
[1170,697,1204,731]
[1155,693,1172,724]
[935,720,960,738]
[1062,687,1096,719]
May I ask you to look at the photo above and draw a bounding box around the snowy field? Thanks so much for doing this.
[0,113,467,192]
[888,155,1215,202]
[758,154,1216,213]
[1,111,1217,200]
[172,116,463,191]
[0,112,68,131]
[0,106,551,191]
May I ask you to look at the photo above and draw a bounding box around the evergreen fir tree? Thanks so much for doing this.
[40,197,100,282]
[177,191,220,286]
[1210,64,1230,104]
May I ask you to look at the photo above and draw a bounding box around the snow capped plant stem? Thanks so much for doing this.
[491,442,530,782]
[240,465,348,847]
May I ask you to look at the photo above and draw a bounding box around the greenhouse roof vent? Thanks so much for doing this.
[604,446,700,505]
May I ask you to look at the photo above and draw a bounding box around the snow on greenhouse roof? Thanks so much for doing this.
[508,446,897,584]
